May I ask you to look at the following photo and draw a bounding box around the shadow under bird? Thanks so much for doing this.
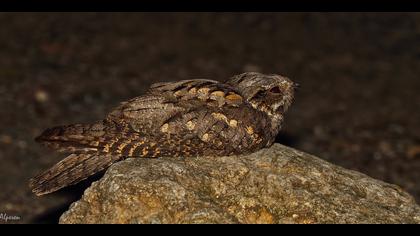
[29,72,297,196]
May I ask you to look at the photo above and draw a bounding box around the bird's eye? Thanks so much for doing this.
[269,86,281,94]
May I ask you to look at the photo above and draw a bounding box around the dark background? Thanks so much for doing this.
[0,12,419,223]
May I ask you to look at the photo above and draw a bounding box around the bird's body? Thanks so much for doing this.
[30,72,296,196]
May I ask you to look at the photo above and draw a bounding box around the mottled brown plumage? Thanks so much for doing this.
[29,72,296,196]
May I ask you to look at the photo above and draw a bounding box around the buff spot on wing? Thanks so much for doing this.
[246,126,254,135]
[142,147,149,156]
[161,123,169,133]
[67,134,85,140]
[189,87,197,94]
[128,142,141,156]
[210,90,225,99]
[197,87,210,100]
[229,119,238,128]
[117,142,128,154]
[201,133,210,142]
[211,112,229,124]
[152,148,160,157]
[198,87,210,94]
[174,89,186,97]
[209,90,227,107]
[225,92,243,102]
[186,120,195,130]
[102,138,119,153]
[103,144,110,153]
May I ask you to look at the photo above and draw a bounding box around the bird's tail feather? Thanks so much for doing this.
[29,153,122,196]
[34,122,114,154]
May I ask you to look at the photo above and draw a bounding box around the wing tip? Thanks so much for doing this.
[35,126,65,143]
[28,177,48,196]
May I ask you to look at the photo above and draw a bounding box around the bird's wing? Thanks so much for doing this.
[106,79,242,132]
[104,79,270,156]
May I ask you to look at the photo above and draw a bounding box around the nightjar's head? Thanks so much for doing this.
[226,72,296,119]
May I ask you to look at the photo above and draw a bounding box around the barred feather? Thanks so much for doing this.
[29,153,122,196]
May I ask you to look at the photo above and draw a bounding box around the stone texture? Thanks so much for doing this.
[59,144,420,224]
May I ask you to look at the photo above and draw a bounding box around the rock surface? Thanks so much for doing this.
[59,144,420,224]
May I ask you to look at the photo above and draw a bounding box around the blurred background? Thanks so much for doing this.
[0,12,419,223]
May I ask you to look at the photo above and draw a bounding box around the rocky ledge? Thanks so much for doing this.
[59,144,420,224]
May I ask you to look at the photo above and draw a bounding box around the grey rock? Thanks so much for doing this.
[59,144,420,224]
